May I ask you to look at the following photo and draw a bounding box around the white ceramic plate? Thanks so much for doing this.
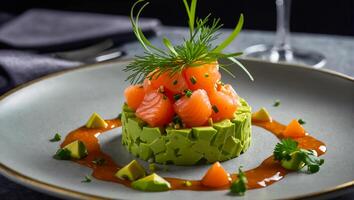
[0,59,353,199]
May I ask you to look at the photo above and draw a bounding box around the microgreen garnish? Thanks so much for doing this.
[49,133,61,142]
[92,158,106,166]
[81,175,92,183]
[53,148,71,160]
[298,119,306,125]
[190,76,197,84]
[273,100,280,107]
[173,80,178,85]
[117,113,122,120]
[230,167,247,195]
[174,94,182,100]
[212,105,219,113]
[124,0,253,84]
[273,139,324,173]
[185,89,193,97]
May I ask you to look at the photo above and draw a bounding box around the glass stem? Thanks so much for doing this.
[273,0,291,51]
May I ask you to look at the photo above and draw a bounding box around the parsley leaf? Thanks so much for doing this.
[53,148,71,160]
[300,149,324,173]
[273,139,324,173]
[81,175,92,183]
[273,100,280,107]
[230,167,248,195]
[298,119,306,125]
[49,133,61,142]
[273,139,299,161]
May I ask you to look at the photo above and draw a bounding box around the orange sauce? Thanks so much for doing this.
[60,118,326,191]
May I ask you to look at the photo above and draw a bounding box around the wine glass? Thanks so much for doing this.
[243,0,326,68]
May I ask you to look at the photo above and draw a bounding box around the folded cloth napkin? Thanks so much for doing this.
[0,9,160,51]
[0,50,81,94]
[0,9,160,95]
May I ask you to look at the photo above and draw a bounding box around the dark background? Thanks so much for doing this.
[0,0,353,36]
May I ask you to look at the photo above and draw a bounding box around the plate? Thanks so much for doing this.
[0,59,353,199]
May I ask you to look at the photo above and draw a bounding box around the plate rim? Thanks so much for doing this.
[0,58,353,200]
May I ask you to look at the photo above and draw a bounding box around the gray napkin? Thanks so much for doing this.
[0,9,160,94]
[0,9,160,51]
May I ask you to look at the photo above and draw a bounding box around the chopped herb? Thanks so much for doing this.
[185,90,193,97]
[173,80,178,85]
[298,119,306,125]
[53,148,71,160]
[49,133,61,142]
[212,105,219,113]
[92,158,106,166]
[183,181,192,187]
[173,115,182,124]
[190,76,197,84]
[174,94,182,100]
[117,113,122,120]
[230,167,247,195]
[273,100,280,107]
[273,139,324,173]
[81,175,92,183]
[204,73,209,78]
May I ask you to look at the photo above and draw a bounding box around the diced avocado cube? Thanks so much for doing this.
[166,128,192,138]
[213,120,235,146]
[139,143,153,160]
[149,138,166,154]
[130,143,140,157]
[191,127,217,141]
[174,148,203,165]
[127,118,144,141]
[221,136,241,155]
[166,133,191,150]
[191,140,220,163]
[62,140,88,159]
[131,173,171,192]
[140,127,161,143]
[115,160,146,181]
[85,112,108,128]
[252,107,272,122]
[281,151,305,171]
[155,148,175,164]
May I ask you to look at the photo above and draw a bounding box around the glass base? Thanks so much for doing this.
[243,44,326,68]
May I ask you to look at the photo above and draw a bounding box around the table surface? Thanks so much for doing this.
[0,27,353,199]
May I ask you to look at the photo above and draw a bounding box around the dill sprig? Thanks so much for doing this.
[124,0,254,84]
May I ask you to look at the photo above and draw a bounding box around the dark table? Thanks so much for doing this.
[1,27,353,199]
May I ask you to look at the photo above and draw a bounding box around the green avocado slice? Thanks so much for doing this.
[85,112,108,128]
[131,173,171,192]
[115,160,146,181]
[252,107,272,122]
[62,140,88,159]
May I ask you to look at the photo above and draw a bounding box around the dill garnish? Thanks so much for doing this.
[124,0,254,84]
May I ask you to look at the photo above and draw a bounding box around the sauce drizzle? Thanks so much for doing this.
[60,118,326,191]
